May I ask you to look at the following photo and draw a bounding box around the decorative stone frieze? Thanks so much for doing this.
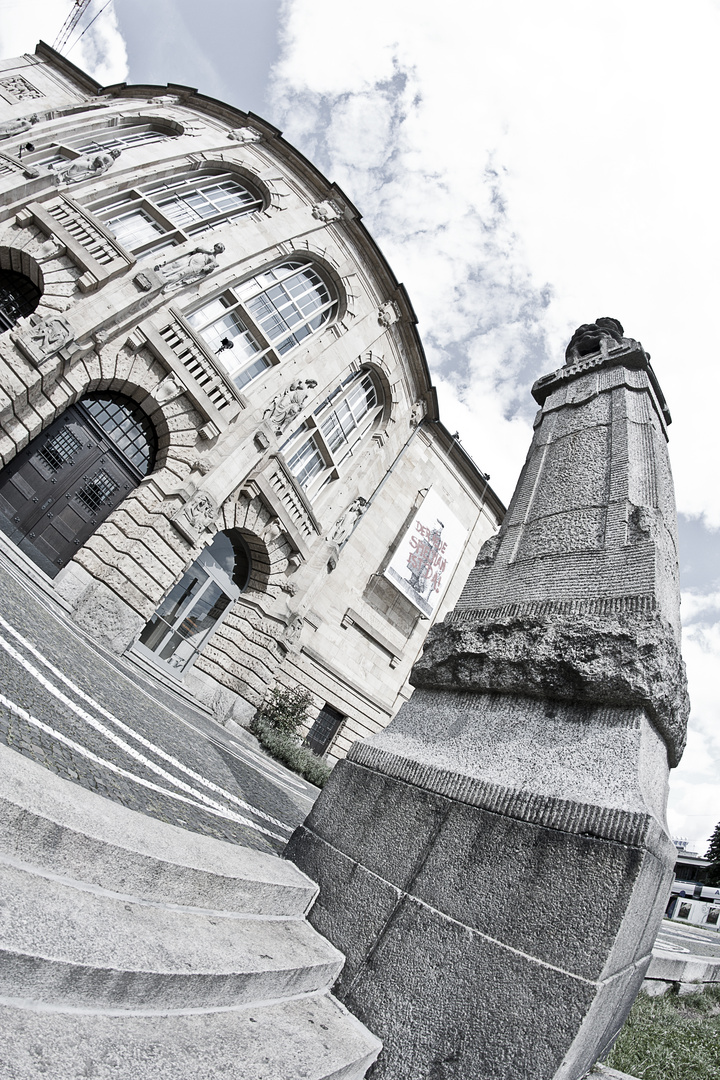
[0,75,42,101]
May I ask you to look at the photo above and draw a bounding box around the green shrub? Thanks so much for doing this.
[250,716,331,789]
[256,685,313,738]
[604,985,720,1080]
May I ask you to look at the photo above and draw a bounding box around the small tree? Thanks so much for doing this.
[256,685,312,740]
[705,822,720,886]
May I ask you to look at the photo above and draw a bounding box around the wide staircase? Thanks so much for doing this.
[0,742,381,1079]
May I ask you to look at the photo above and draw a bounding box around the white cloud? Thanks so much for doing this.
[670,616,720,854]
[0,0,128,86]
[270,0,720,848]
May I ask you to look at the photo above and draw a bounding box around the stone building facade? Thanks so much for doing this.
[0,44,503,764]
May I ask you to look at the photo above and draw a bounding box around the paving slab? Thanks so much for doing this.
[0,550,319,854]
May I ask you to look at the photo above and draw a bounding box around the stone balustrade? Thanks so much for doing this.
[133,310,244,439]
[16,194,134,292]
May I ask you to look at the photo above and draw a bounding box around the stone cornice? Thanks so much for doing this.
[531,342,672,427]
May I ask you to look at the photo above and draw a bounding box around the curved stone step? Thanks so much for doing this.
[0,859,344,1010]
[0,740,315,917]
[0,993,382,1080]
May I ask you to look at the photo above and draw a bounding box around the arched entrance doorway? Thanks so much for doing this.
[135,530,251,674]
[0,393,157,577]
[0,268,42,332]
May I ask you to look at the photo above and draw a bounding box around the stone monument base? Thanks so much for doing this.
[287,688,676,1080]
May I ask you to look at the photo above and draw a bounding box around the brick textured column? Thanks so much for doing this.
[287,319,689,1080]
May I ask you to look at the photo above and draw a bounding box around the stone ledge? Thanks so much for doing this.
[348,745,661,848]
[411,611,689,766]
[644,949,720,996]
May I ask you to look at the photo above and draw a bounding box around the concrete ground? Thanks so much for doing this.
[0,548,319,856]
[654,919,720,959]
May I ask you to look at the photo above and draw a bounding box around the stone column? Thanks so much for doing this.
[287,319,689,1080]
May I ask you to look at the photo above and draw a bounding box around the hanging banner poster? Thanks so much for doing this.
[384,488,468,618]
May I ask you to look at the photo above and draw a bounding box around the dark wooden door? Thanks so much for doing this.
[0,404,139,577]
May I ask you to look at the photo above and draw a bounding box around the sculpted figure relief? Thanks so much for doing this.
[153,243,224,291]
[51,148,121,185]
[52,147,121,185]
[263,379,317,436]
[328,497,367,546]
[564,316,625,365]
[0,114,38,140]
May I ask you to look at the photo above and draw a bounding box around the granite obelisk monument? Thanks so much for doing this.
[287,319,689,1080]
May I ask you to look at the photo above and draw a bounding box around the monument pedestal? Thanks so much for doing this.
[289,322,688,1079]
[288,688,675,1080]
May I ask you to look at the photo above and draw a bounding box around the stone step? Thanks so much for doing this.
[0,740,316,917]
[0,857,344,1010]
[0,992,382,1080]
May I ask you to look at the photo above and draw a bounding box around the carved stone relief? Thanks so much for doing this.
[0,76,42,101]
[410,401,426,427]
[227,127,262,144]
[263,379,318,436]
[312,199,343,224]
[283,613,304,648]
[171,491,219,542]
[153,372,186,406]
[12,313,75,367]
[51,148,121,185]
[134,243,224,293]
[378,301,400,328]
[0,114,38,139]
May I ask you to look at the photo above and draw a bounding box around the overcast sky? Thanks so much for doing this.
[1,0,718,854]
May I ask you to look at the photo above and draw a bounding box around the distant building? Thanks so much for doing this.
[0,43,503,763]
[666,841,720,926]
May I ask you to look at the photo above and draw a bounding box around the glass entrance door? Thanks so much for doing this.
[135,532,247,674]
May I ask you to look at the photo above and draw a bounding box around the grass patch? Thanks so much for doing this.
[604,985,720,1080]
[250,717,331,789]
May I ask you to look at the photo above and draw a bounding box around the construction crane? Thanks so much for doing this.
[52,0,95,54]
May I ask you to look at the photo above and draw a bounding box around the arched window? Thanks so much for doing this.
[0,269,41,333]
[135,530,251,674]
[88,170,264,255]
[19,120,179,171]
[186,259,337,391]
[283,368,384,495]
